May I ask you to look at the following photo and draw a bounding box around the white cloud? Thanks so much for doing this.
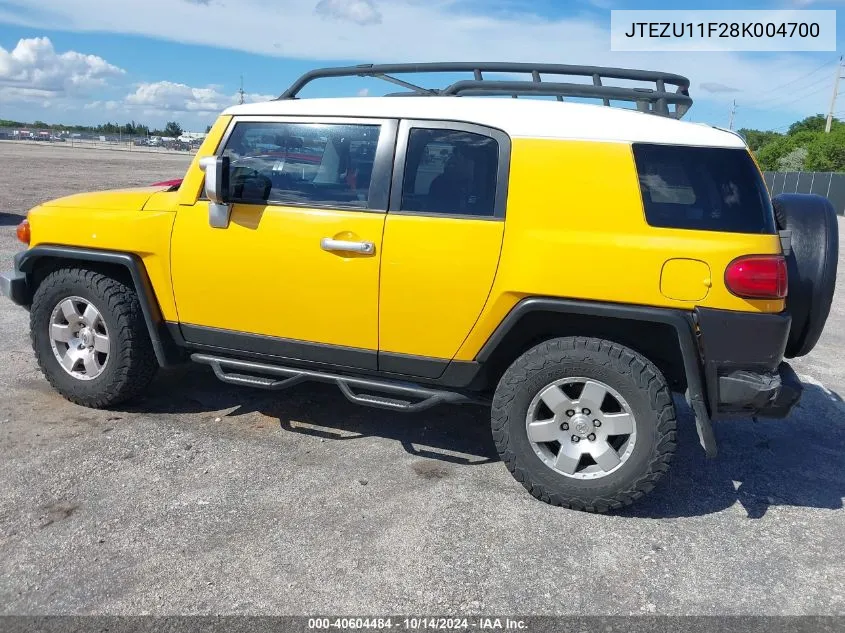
[0,1,838,125]
[315,0,382,25]
[700,82,741,94]
[84,99,119,110]
[0,0,832,117]
[0,36,123,96]
[124,80,274,114]
[0,86,55,102]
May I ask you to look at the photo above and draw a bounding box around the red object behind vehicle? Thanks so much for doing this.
[151,178,183,188]
[724,255,788,299]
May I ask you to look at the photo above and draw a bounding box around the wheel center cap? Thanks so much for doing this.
[80,328,94,348]
[571,414,592,437]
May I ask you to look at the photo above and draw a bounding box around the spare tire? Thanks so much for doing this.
[772,193,839,358]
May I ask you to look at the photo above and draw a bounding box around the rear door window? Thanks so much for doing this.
[400,128,500,217]
[632,143,776,234]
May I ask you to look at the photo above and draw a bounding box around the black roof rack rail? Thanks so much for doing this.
[278,62,692,119]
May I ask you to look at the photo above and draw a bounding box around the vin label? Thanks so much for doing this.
[610,10,836,51]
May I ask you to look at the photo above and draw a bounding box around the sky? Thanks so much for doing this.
[0,0,844,132]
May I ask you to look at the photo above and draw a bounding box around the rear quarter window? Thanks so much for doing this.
[632,143,776,234]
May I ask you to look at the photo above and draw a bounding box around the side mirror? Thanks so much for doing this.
[199,155,232,228]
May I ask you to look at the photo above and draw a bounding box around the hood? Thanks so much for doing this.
[42,186,169,211]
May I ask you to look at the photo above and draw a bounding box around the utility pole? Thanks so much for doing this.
[238,75,245,105]
[825,56,842,133]
[728,99,737,130]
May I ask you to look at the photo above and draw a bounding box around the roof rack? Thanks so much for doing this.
[278,62,693,119]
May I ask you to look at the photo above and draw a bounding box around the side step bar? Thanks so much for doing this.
[191,354,489,413]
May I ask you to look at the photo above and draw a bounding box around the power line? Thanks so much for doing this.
[765,107,845,134]
[753,55,840,97]
[750,73,833,109]
[728,56,840,114]
[754,80,832,112]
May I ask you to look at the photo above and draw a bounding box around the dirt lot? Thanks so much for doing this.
[0,142,843,615]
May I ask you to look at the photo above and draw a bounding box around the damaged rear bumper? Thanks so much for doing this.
[696,307,803,419]
[717,362,803,418]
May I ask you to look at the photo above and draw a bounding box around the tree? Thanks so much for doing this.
[164,121,183,138]
[744,114,845,172]
[785,114,842,135]
[737,128,782,152]
[756,136,799,171]
[805,127,845,171]
[777,147,808,171]
[118,120,145,136]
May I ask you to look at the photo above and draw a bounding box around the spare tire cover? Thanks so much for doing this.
[772,193,839,358]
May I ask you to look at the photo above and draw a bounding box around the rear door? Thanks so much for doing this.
[377,120,510,376]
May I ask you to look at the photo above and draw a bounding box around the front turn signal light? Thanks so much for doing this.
[16,219,30,245]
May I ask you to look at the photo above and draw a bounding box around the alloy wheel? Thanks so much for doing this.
[525,377,637,480]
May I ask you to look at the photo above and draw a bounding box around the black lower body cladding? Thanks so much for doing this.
[772,193,839,358]
[0,270,28,306]
[696,307,802,418]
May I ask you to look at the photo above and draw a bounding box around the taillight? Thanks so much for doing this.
[725,255,788,299]
[16,219,30,245]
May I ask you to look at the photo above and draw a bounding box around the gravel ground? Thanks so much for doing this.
[0,142,843,615]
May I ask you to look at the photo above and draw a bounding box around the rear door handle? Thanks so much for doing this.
[320,238,375,255]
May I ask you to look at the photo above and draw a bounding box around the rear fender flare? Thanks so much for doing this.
[476,298,716,457]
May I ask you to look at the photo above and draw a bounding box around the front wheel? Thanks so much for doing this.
[30,267,158,408]
[491,337,677,512]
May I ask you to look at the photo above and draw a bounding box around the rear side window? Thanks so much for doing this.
[400,129,499,217]
[632,144,776,234]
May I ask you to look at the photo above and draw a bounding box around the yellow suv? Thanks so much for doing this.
[1,63,839,512]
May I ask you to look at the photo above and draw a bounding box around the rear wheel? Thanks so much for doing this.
[491,337,676,512]
[31,267,158,408]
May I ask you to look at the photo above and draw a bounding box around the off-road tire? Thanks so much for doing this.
[491,336,676,512]
[30,267,158,408]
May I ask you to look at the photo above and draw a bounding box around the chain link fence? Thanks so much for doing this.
[764,171,845,216]
[0,127,201,154]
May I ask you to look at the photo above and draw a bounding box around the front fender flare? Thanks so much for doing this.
[15,245,182,366]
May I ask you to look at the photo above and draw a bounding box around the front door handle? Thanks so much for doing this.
[320,238,375,255]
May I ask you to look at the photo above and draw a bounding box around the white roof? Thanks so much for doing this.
[224,97,746,149]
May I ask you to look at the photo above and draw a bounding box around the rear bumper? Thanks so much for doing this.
[717,362,803,418]
[0,270,29,307]
[696,307,802,418]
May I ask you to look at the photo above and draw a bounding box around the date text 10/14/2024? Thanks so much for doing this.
[307,618,528,630]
